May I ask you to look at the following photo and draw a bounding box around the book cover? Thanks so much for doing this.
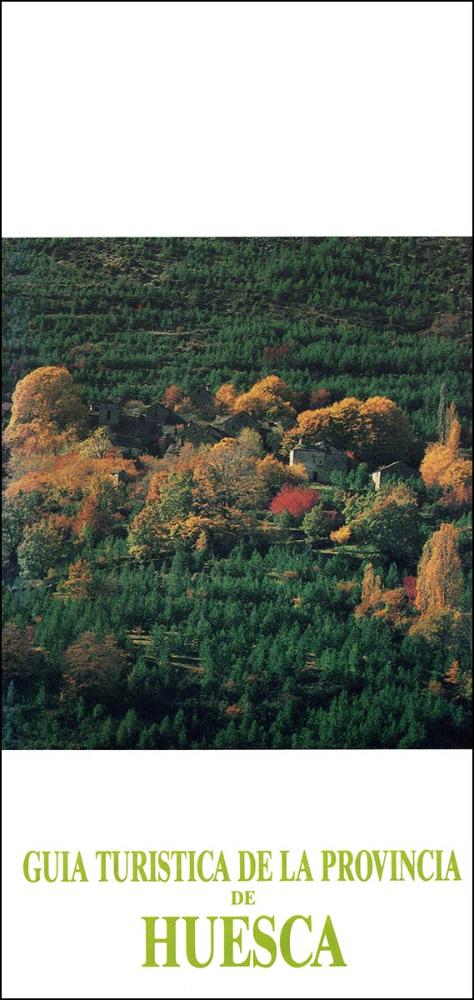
[2,4,472,998]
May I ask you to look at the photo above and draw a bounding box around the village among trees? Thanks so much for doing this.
[2,237,472,749]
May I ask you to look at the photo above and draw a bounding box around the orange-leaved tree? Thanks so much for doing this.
[414,522,463,617]
[284,395,419,466]
[234,376,296,422]
[355,563,410,627]
[354,563,383,617]
[214,382,238,413]
[5,366,87,447]
[56,559,93,600]
[63,632,129,704]
[409,522,467,652]
[161,384,184,411]
[420,415,471,508]
[215,376,296,423]
[193,442,265,514]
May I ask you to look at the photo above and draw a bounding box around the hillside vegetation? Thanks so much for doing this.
[3,237,472,441]
[2,238,472,750]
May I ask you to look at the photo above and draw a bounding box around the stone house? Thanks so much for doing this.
[181,422,226,446]
[372,461,421,491]
[142,401,184,431]
[95,397,185,455]
[213,411,262,437]
[98,399,122,428]
[289,440,348,483]
[187,386,214,410]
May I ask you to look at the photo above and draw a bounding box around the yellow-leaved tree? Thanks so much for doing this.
[413,522,463,617]
[420,415,472,508]
[284,395,419,466]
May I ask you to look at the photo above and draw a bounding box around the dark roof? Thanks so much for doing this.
[213,414,234,426]
[213,410,259,427]
[376,461,418,473]
[186,421,225,440]
[291,441,346,456]
[140,402,184,425]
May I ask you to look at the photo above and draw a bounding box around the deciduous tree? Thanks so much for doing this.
[285,395,418,466]
[193,443,265,514]
[63,632,129,704]
[5,366,86,445]
[18,515,73,579]
[79,427,114,459]
[255,454,307,494]
[161,384,184,410]
[56,560,93,600]
[414,523,463,616]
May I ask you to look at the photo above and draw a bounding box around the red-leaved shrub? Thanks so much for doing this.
[269,484,319,518]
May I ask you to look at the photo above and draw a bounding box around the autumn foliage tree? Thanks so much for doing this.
[74,493,122,543]
[215,376,296,423]
[5,366,87,456]
[355,563,410,627]
[409,523,467,650]
[269,484,319,519]
[214,383,238,412]
[193,443,265,515]
[235,376,296,422]
[309,388,332,409]
[161,384,184,411]
[414,523,463,617]
[420,416,471,508]
[255,454,307,494]
[56,560,93,601]
[285,395,419,466]
[355,563,383,617]
[330,524,352,545]
[63,632,129,704]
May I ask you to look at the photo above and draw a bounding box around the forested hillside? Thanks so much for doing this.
[3,238,472,440]
[2,238,472,750]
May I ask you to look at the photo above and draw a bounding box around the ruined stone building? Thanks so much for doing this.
[93,395,263,457]
[372,461,421,491]
[94,398,184,456]
[289,441,348,483]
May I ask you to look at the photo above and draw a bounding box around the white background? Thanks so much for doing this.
[2,1,472,236]
[2,2,473,998]
[3,751,473,998]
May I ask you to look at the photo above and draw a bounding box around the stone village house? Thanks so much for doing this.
[371,461,421,490]
[95,398,184,455]
[212,410,262,437]
[94,395,265,456]
[289,440,348,484]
